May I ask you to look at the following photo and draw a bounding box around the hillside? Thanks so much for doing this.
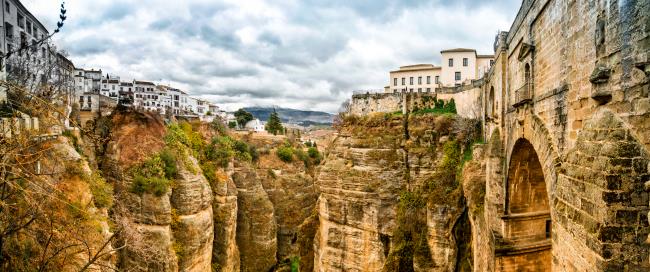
[243,107,335,126]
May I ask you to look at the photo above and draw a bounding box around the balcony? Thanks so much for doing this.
[513,82,532,107]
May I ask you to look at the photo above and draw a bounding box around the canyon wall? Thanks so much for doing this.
[314,114,478,271]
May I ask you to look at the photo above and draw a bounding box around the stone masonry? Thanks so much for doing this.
[477,0,650,271]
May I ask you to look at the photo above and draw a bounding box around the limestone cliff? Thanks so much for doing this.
[314,113,478,272]
[100,110,214,271]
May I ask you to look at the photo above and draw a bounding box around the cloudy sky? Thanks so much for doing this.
[25,0,520,113]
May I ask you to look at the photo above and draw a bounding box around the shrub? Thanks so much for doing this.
[233,140,249,154]
[277,146,294,162]
[210,118,227,135]
[130,153,175,196]
[295,149,309,167]
[249,145,259,162]
[159,149,178,179]
[165,124,191,147]
[201,162,218,185]
[304,141,312,148]
[290,256,300,272]
[88,172,113,208]
[307,147,320,159]
[132,175,171,197]
[228,121,237,129]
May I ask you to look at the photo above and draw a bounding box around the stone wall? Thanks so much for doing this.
[478,0,650,271]
[349,86,482,118]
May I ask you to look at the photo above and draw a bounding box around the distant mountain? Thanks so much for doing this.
[243,107,335,126]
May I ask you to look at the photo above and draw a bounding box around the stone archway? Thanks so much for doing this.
[507,139,549,215]
[496,137,552,271]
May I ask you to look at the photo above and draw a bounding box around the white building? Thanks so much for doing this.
[245,119,266,132]
[100,75,120,100]
[74,68,102,97]
[159,85,189,115]
[133,80,160,112]
[386,48,494,93]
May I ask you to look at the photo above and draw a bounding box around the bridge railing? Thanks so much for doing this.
[513,82,532,107]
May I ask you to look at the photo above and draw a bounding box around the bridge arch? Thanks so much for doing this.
[505,113,561,206]
[506,138,549,215]
[495,113,560,271]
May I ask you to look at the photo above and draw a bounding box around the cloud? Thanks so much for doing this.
[25,0,520,113]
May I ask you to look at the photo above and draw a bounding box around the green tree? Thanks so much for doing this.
[228,121,237,129]
[265,109,284,135]
[234,108,254,128]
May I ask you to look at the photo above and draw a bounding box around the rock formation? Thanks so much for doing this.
[314,114,476,271]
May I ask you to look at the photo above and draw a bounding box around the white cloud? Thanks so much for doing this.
[24,0,520,113]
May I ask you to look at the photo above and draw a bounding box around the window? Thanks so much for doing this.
[463,58,468,67]
[418,77,422,85]
[448,58,453,67]
[417,88,422,92]
[5,1,9,13]
[426,88,431,92]
[112,85,115,90]
[33,26,37,37]
[17,13,24,29]
[435,76,439,84]
[525,63,531,85]
[426,76,431,84]
[545,220,552,238]
[26,21,31,34]
[409,88,413,92]
[455,72,461,81]
[393,78,397,86]
[410,77,413,85]
[401,78,405,85]
[490,60,494,66]
[5,22,13,39]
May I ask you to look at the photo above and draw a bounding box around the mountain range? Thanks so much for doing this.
[243,107,335,126]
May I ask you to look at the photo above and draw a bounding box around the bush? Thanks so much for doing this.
[290,257,300,272]
[88,172,113,208]
[200,162,218,185]
[277,146,294,162]
[308,147,320,159]
[295,149,309,167]
[130,153,175,196]
[228,121,237,129]
[159,149,178,179]
[249,145,260,162]
[210,118,227,135]
[132,175,171,197]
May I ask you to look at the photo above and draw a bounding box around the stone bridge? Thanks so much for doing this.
[475,0,650,271]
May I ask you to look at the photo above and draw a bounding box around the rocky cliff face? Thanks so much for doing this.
[314,114,477,272]
[231,134,320,272]
[100,111,214,271]
[232,164,278,272]
[76,109,482,272]
[211,168,240,271]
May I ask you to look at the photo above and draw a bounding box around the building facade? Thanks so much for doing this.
[387,48,494,92]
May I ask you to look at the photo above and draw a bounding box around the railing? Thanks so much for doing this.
[513,83,532,107]
[1,116,39,138]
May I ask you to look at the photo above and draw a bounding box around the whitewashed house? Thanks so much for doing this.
[245,119,266,132]
[100,75,120,100]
